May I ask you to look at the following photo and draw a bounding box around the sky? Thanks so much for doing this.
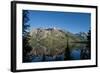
[23,10,91,33]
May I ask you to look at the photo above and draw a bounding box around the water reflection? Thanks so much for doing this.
[70,48,81,60]
[24,42,91,63]
[69,43,91,60]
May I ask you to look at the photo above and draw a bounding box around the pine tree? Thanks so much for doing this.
[87,29,91,48]
[86,29,91,59]
[23,10,32,62]
[64,34,70,60]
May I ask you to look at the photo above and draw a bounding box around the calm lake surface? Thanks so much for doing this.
[26,43,90,62]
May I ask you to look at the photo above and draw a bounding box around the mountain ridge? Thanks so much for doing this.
[29,28,87,56]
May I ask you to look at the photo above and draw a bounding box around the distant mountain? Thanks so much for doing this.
[75,32,87,41]
[29,28,87,56]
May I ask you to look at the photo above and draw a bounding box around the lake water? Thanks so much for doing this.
[25,43,90,62]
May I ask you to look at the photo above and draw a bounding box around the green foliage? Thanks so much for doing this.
[23,10,32,62]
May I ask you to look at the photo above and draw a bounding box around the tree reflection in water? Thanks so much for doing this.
[23,42,91,62]
[68,43,91,60]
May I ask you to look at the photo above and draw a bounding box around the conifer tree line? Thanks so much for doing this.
[23,10,32,62]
